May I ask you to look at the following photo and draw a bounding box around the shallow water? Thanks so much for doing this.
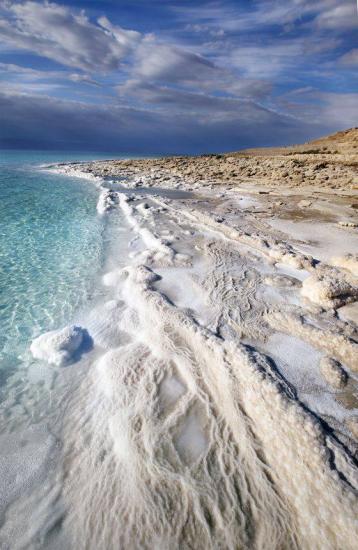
[0,152,130,547]
[0,152,108,393]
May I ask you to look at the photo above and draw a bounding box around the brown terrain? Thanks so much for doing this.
[88,127,358,190]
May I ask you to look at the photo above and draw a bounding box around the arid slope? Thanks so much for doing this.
[84,127,357,191]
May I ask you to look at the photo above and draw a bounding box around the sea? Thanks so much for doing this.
[0,151,133,384]
[0,150,131,547]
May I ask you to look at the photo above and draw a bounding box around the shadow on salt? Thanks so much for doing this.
[257,332,356,423]
[174,408,209,466]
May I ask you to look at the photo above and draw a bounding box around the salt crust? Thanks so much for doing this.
[30,325,86,366]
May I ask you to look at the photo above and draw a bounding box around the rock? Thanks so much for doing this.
[320,357,348,389]
[298,200,312,208]
[30,325,87,366]
[301,273,358,308]
[346,417,358,439]
[338,221,358,228]
[330,253,358,276]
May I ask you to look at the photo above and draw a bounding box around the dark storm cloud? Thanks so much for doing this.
[0,90,331,153]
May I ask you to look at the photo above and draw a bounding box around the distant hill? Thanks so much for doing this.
[234,127,358,157]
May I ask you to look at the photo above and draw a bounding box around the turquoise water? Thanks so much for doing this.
[0,151,118,395]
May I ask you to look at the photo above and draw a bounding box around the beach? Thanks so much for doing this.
[1,0,357,545]
[1,130,357,549]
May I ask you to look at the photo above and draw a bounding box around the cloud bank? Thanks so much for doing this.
[0,0,356,153]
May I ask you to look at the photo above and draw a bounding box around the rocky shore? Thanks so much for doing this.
[65,127,357,192]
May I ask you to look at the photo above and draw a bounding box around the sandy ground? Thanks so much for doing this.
[4,130,357,549]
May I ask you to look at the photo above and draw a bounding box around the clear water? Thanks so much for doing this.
[0,151,120,398]
[0,151,135,547]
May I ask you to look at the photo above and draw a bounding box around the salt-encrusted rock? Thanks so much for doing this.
[301,272,358,308]
[298,199,312,208]
[346,417,358,439]
[330,253,358,277]
[97,189,117,215]
[264,274,298,288]
[320,357,348,389]
[30,325,86,366]
[338,220,358,228]
[122,265,161,286]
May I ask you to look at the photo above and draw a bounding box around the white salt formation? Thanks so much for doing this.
[301,271,358,308]
[331,253,358,276]
[118,193,191,266]
[30,325,86,366]
[55,187,358,550]
[62,260,358,550]
[96,189,118,215]
[320,356,348,389]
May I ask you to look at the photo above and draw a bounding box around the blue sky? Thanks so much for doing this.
[0,0,357,153]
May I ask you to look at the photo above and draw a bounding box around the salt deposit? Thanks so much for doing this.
[30,325,87,366]
[331,253,358,276]
[61,256,358,549]
[301,271,358,308]
[118,193,191,266]
[320,356,348,389]
[5,157,356,549]
[96,188,118,215]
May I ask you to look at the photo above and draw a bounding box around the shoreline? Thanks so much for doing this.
[50,126,357,194]
[44,132,358,442]
[45,135,358,433]
[2,134,357,547]
[45,143,358,445]
[52,151,358,547]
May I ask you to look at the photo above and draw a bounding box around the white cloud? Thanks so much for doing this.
[97,16,141,50]
[175,1,357,36]
[339,48,358,66]
[0,1,141,71]
[133,41,217,83]
[117,79,266,115]
[313,2,358,30]
[68,73,101,86]
[0,2,223,91]
[229,43,302,79]
[0,61,101,90]
[279,88,358,129]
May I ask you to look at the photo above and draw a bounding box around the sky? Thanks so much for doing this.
[0,0,357,154]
